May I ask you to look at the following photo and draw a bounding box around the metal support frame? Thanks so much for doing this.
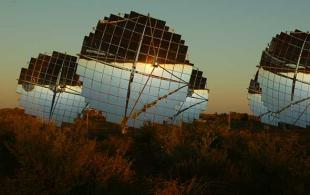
[251,33,310,127]
[293,101,310,125]
[253,83,310,124]
[18,52,84,125]
[291,33,309,101]
[129,84,188,120]
[48,52,66,122]
[77,12,209,132]
[170,98,208,121]
[124,16,148,119]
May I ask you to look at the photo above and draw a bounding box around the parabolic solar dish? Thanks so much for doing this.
[77,11,208,128]
[16,51,86,126]
[16,11,208,129]
[248,30,310,128]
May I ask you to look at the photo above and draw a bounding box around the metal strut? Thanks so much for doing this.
[291,33,309,101]
[293,101,310,125]
[121,15,149,133]
[49,53,66,122]
[50,92,61,120]
[49,91,58,121]
[124,15,149,120]
[129,84,188,120]
[259,96,310,118]
[125,15,163,124]
[128,67,155,117]
[170,99,208,122]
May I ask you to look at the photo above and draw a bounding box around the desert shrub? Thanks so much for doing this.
[0,109,134,194]
[0,108,309,194]
[152,178,210,195]
[130,125,172,177]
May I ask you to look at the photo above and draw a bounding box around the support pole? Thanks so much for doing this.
[49,53,66,122]
[122,14,149,133]
[291,33,309,101]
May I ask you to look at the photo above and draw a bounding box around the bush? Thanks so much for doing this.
[0,108,309,194]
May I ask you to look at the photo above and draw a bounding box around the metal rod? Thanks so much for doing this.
[124,15,149,119]
[130,84,188,120]
[128,66,156,117]
[49,52,66,122]
[259,96,310,118]
[291,33,309,101]
[170,99,207,120]
[50,91,61,120]
[293,101,310,125]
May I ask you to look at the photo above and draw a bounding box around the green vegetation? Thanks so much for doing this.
[0,108,309,194]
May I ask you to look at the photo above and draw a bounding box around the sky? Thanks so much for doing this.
[0,0,309,114]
